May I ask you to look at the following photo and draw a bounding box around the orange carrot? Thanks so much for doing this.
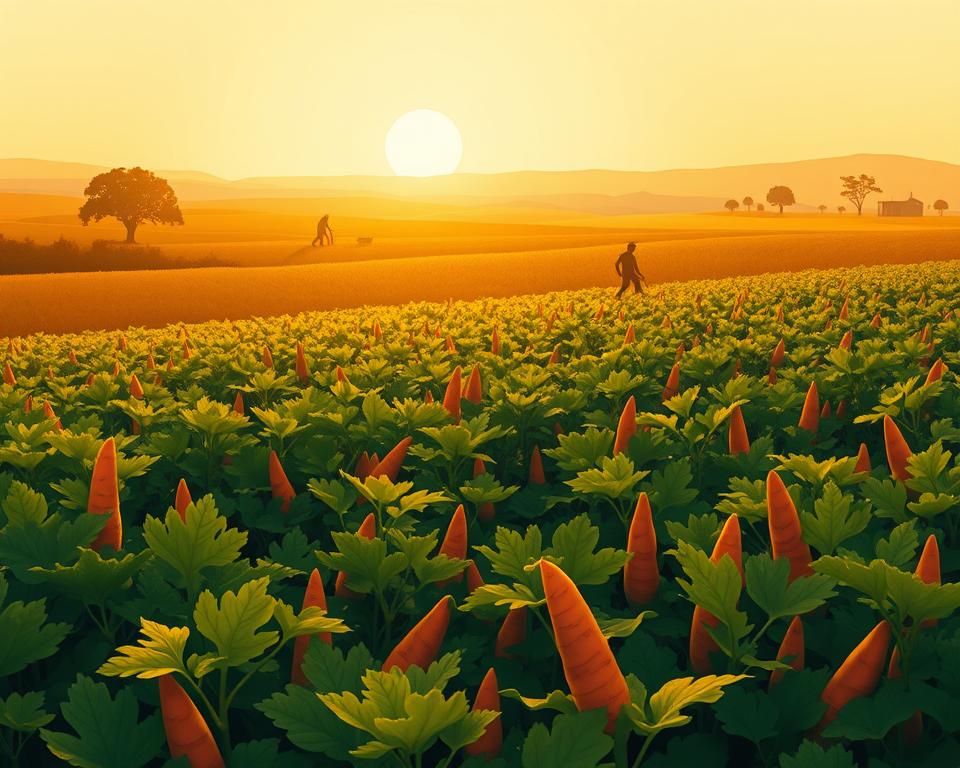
[232,391,244,415]
[382,595,453,672]
[925,357,945,385]
[335,513,376,598]
[372,319,383,340]
[490,328,501,355]
[268,450,296,513]
[836,399,848,419]
[623,324,635,346]
[798,381,820,434]
[295,343,310,383]
[883,415,912,483]
[147,353,156,370]
[424,389,434,404]
[88,438,122,552]
[335,365,348,384]
[769,616,805,689]
[446,335,457,353]
[539,559,630,732]
[767,366,778,385]
[548,345,561,366]
[261,346,274,368]
[157,675,225,768]
[43,401,62,431]
[624,493,659,606]
[436,505,468,585]
[767,470,813,581]
[129,373,144,399]
[23,395,32,413]
[473,458,496,522]
[465,668,502,759]
[854,443,872,474]
[838,330,853,350]
[815,621,891,735]
[466,560,485,594]
[528,446,546,485]
[495,606,527,659]
[464,364,483,405]
[175,478,193,521]
[354,451,377,480]
[443,366,462,422]
[820,400,832,420]
[369,436,413,482]
[3,361,16,386]
[69,349,79,365]
[728,405,750,456]
[838,297,849,320]
[690,515,742,675]
[291,568,332,686]
[662,362,680,400]
[870,312,882,329]
[770,338,786,368]
[612,396,637,456]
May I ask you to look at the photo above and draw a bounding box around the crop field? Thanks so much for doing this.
[3,259,960,767]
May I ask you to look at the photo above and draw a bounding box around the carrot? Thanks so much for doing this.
[528,446,546,485]
[424,389,434,404]
[925,357,945,385]
[382,595,453,672]
[23,395,32,413]
[767,470,813,582]
[446,335,457,353]
[129,373,144,400]
[690,514,742,675]
[335,513,377,598]
[354,451,377,480]
[88,438,122,552]
[819,399,832,420]
[464,364,483,405]
[815,621,891,735]
[854,443,872,473]
[175,478,193,521]
[883,415,913,483]
[624,493,659,606]
[838,330,853,350]
[660,315,672,329]
[870,312,882,329]
[836,399,848,420]
[111,361,121,378]
[182,341,191,360]
[232,391,244,415]
[776,305,784,323]
[767,366,778,385]
[919,323,931,344]
[466,560,485,594]
[594,304,605,321]
[443,366,462,422]
[769,616,805,689]
[612,396,637,456]
[539,559,630,732]
[548,345,561,366]
[147,353,156,370]
[43,401,62,431]
[261,346,274,368]
[369,436,413,482]
[69,350,79,365]
[493,606,527,659]
[335,365,349,384]
[291,568,332,686]
[372,319,383,340]
[436,505,468,585]
[157,674,225,768]
[770,338,786,368]
[465,667,502,759]
[473,458,496,522]
[623,324,635,346]
[838,297,850,320]
[798,381,820,434]
[268,450,296,513]
[728,405,750,456]
[166,358,175,372]
[295,342,310,383]
[2,361,16,386]
[490,328,501,355]
[662,362,680,400]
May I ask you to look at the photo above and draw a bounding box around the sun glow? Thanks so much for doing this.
[385,110,463,177]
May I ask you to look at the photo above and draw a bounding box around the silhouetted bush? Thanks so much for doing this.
[0,235,229,275]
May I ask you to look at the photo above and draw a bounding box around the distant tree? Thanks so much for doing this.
[837,205,846,214]
[79,167,183,243]
[818,204,828,214]
[839,174,882,216]
[933,199,949,216]
[724,199,740,213]
[742,196,754,211]
[756,203,765,212]
[766,186,795,214]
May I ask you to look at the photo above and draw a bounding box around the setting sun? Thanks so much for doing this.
[385,109,462,177]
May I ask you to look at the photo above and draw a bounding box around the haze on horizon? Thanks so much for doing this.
[2,0,958,179]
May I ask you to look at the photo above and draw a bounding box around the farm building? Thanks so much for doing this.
[878,195,924,216]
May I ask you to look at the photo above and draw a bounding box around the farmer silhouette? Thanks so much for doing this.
[615,242,645,298]
[312,214,334,247]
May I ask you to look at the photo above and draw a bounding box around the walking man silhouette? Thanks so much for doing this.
[615,242,645,298]
[312,214,334,247]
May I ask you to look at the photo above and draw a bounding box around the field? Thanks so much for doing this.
[3,189,960,335]
[2,258,960,767]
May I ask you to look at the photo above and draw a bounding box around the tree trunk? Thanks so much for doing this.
[124,220,138,243]
[778,204,783,214]
[856,202,863,216]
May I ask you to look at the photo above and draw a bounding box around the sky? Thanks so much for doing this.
[1,0,958,179]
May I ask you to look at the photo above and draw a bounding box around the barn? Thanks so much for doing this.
[878,195,924,216]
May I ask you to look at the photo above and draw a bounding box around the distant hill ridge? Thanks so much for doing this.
[1,154,956,212]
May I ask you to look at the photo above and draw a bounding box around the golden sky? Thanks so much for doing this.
[2,0,958,178]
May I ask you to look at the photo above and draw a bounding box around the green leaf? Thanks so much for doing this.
[626,673,750,735]
[30,548,153,605]
[272,601,350,641]
[142,495,246,591]
[715,478,768,525]
[597,613,653,639]
[712,686,780,743]
[779,741,855,768]
[474,524,543,585]
[500,688,578,714]
[317,533,407,594]
[546,514,630,585]
[97,619,190,678]
[0,572,71,676]
[194,576,278,669]
[801,482,870,555]
[0,691,54,732]
[40,675,165,768]
[745,554,837,622]
[875,521,919,567]
[521,709,613,768]
[566,453,648,500]
[665,512,720,551]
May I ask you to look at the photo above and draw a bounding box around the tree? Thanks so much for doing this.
[79,167,183,243]
[724,199,740,213]
[839,174,882,216]
[933,199,949,216]
[766,186,795,214]
[818,204,827,214]
[742,196,754,211]
[837,205,846,214]
[756,203,765,212]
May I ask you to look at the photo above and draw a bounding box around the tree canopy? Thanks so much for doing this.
[78,167,183,243]
[839,174,882,216]
[766,186,795,214]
